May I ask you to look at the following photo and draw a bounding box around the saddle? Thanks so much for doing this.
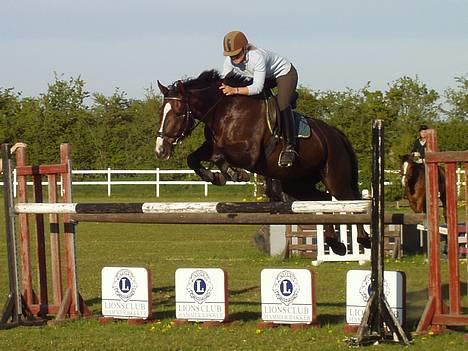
[261,91,311,158]
[262,90,311,139]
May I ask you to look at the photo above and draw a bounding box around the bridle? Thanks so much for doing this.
[157,84,225,145]
[157,96,195,145]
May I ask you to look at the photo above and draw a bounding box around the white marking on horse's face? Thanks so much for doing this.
[401,161,409,186]
[155,103,172,154]
[161,103,172,130]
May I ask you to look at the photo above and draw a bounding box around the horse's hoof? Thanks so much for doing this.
[212,173,227,186]
[239,171,250,182]
[357,237,371,249]
[326,240,347,256]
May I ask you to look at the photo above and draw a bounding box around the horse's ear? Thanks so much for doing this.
[157,80,169,95]
[176,80,185,95]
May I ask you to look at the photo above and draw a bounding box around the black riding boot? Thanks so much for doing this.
[278,106,297,167]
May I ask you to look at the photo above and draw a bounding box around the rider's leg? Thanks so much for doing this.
[276,65,298,168]
[278,106,297,167]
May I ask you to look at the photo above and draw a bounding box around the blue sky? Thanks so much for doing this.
[1,0,467,98]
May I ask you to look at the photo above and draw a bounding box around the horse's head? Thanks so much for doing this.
[155,70,226,160]
[400,154,412,187]
[400,153,424,187]
[155,80,195,160]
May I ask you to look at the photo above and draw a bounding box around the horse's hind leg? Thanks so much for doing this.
[265,178,291,202]
[322,177,371,249]
[281,180,347,256]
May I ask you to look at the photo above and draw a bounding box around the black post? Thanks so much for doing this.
[1,143,21,328]
[0,143,46,328]
[350,120,411,345]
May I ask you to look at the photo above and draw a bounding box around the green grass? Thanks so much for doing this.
[0,187,466,350]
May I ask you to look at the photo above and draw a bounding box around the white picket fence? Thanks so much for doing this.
[6,168,258,198]
[3,167,465,198]
[313,224,372,265]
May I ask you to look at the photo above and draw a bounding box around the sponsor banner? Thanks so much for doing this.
[175,268,228,322]
[101,267,152,319]
[346,270,405,325]
[261,269,315,324]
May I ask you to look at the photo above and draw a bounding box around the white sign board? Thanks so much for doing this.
[175,268,228,322]
[346,270,405,325]
[261,268,316,324]
[101,267,152,319]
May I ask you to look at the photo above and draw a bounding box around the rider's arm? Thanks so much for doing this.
[221,57,233,77]
[246,57,266,95]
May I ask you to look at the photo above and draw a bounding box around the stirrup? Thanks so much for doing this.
[278,148,296,167]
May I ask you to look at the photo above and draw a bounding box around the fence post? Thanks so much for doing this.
[156,168,160,198]
[107,168,111,197]
[13,168,17,198]
[254,173,258,198]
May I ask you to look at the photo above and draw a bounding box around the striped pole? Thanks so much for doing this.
[14,200,370,215]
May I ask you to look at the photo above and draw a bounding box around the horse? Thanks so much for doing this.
[400,153,447,220]
[155,69,370,255]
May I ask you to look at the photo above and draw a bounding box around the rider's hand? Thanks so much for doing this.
[219,83,238,96]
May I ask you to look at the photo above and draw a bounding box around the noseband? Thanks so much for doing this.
[157,96,194,144]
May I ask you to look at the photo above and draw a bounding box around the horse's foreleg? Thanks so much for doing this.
[214,158,250,183]
[187,142,226,186]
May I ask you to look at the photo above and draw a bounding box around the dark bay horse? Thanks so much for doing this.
[155,70,369,255]
[400,154,447,219]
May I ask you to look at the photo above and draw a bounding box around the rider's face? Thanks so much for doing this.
[230,48,246,65]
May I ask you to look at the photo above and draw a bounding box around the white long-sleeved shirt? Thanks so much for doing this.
[222,47,292,95]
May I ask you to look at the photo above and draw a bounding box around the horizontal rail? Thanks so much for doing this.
[16,163,68,176]
[70,212,425,225]
[426,151,468,163]
[14,200,371,215]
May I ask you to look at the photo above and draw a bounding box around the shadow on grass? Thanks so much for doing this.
[405,281,468,330]
[317,314,345,325]
[229,286,260,296]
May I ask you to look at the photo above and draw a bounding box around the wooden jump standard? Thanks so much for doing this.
[350,120,410,345]
[1,144,90,329]
[416,130,468,333]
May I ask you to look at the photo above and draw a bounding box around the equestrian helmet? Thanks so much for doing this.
[223,31,248,56]
[418,125,428,131]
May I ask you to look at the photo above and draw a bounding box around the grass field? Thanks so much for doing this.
[0,185,466,350]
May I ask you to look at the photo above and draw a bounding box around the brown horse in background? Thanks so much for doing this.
[400,154,447,220]
[155,70,370,255]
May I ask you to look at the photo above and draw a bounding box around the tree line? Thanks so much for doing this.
[1,73,466,190]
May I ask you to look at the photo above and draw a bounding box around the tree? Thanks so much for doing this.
[438,76,468,151]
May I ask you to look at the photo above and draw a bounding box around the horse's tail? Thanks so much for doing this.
[337,129,361,199]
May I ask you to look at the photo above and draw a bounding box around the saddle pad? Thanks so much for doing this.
[294,112,311,139]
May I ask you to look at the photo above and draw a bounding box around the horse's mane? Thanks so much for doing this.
[173,69,253,91]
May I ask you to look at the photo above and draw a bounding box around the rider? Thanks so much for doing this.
[411,125,428,163]
[219,31,298,168]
